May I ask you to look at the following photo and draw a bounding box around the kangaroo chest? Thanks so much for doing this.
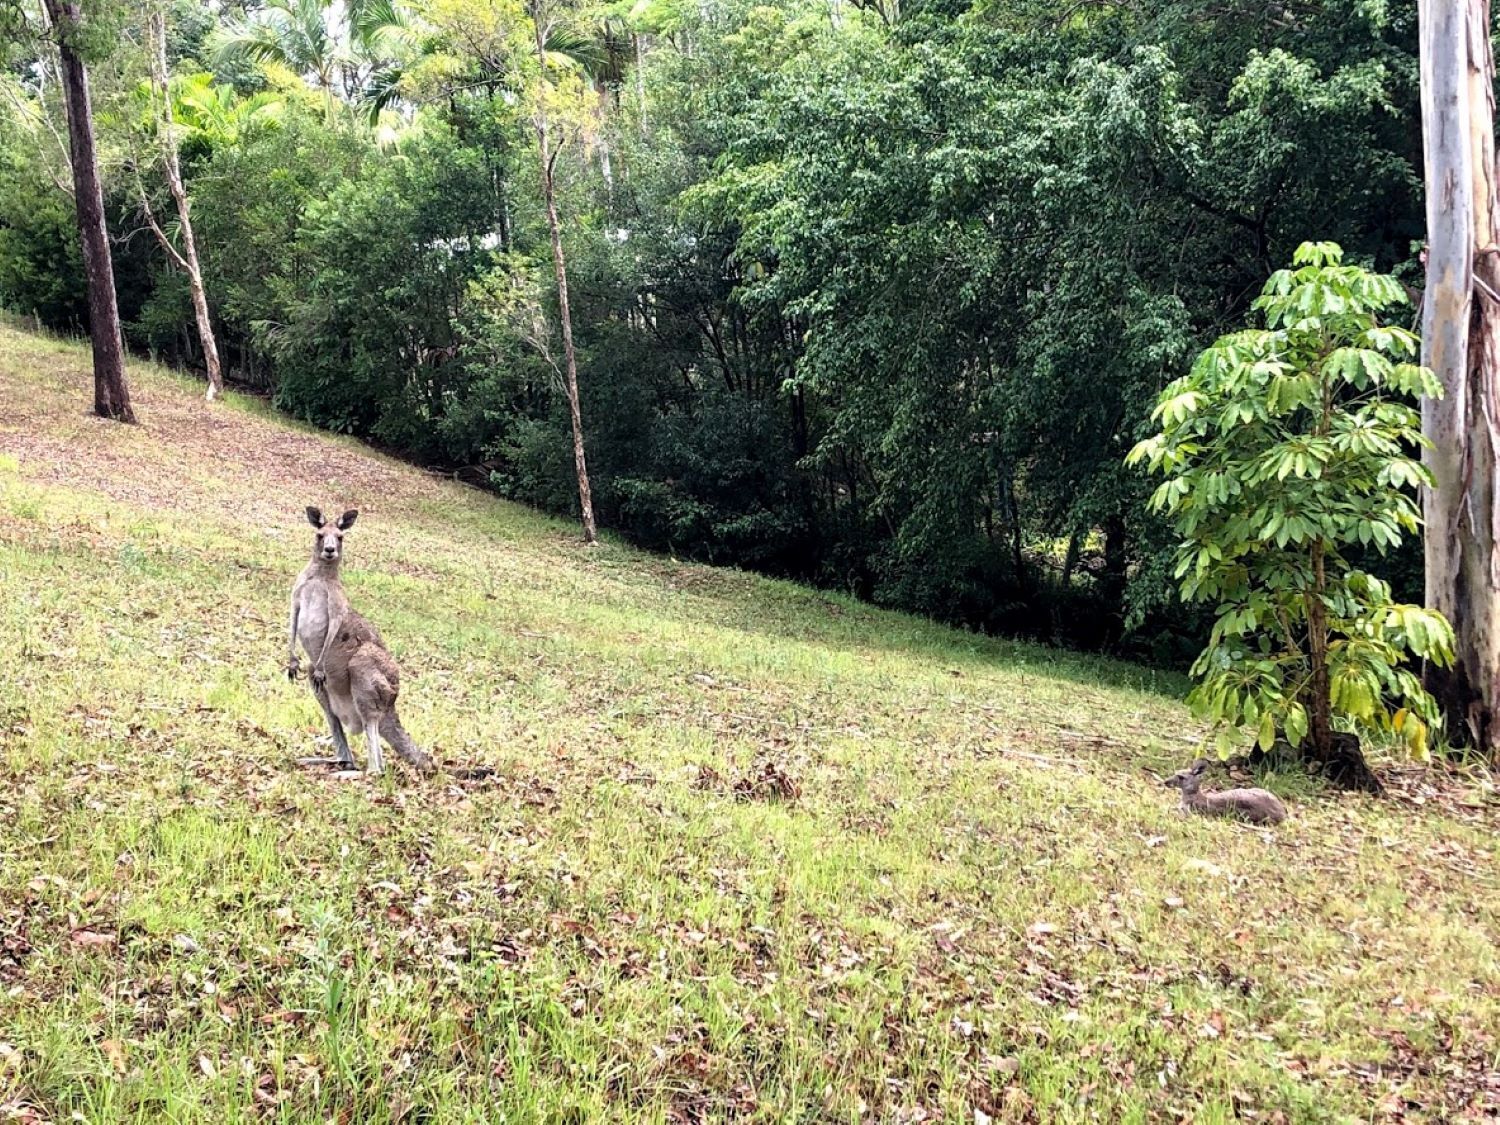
[294,576,342,657]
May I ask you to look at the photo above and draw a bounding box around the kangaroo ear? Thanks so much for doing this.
[1192,758,1210,775]
[306,507,324,528]
[337,509,359,530]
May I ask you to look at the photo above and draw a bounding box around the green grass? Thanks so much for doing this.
[1,322,1497,1123]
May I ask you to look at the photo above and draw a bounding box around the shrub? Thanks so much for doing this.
[1128,242,1454,762]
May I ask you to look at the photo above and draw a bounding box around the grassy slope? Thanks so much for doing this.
[0,323,1496,1124]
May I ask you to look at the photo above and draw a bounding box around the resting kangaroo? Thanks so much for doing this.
[1163,759,1287,825]
[286,507,433,776]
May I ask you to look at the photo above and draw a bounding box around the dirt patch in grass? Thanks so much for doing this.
[1,336,444,528]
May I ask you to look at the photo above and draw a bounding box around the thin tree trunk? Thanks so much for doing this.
[1418,0,1500,754]
[1005,472,1025,587]
[634,32,647,136]
[1099,514,1127,630]
[147,8,222,402]
[1061,528,1082,588]
[43,0,134,423]
[532,12,598,544]
[1305,541,1333,760]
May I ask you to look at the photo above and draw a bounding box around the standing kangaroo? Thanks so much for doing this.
[286,507,433,776]
[1163,759,1287,825]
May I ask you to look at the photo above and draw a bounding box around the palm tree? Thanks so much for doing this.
[162,74,285,147]
[211,0,342,94]
[209,0,417,122]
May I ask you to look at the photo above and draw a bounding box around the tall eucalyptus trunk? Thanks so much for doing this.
[146,8,222,401]
[1418,0,1500,755]
[531,7,598,545]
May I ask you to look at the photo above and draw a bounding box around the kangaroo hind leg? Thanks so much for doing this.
[322,693,356,766]
[298,688,357,769]
[364,719,385,776]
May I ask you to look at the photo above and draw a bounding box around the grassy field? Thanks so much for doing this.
[1,322,1497,1124]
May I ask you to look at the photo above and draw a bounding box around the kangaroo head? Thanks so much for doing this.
[306,506,358,563]
[1163,758,1211,794]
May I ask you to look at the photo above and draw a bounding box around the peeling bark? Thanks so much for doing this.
[1418,0,1500,754]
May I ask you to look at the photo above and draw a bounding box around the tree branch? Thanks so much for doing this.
[0,79,75,197]
[131,163,190,272]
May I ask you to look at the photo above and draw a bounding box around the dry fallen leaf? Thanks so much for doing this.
[101,1038,126,1074]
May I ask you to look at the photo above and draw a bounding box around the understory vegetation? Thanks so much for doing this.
[0,0,1436,659]
[2,327,1498,1121]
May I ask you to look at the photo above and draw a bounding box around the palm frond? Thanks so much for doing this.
[208,17,294,70]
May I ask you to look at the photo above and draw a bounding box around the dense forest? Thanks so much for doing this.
[0,0,1432,660]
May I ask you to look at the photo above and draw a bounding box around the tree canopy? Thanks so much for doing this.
[0,0,1434,660]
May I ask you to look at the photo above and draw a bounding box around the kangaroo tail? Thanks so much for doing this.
[380,711,435,775]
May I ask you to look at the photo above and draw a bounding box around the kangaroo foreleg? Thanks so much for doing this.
[311,609,345,689]
[286,597,302,680]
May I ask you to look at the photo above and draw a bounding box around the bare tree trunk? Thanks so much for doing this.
[1418,0,1500,755]
[146,8,222,402]
[634,32,647,137]
[1305,541,1334,760]
[532,13,598,545]
[1099,513,1127,642]
[43,0,134,423]
[1060,528,1081,588]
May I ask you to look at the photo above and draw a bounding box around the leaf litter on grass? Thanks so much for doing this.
[1,324,1499,1122]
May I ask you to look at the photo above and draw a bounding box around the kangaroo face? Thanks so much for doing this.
[1163,759,1209,792]
[306,506,358,563]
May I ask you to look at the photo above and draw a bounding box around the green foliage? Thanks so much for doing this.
[263,126,503,459]
[149,72,286,150]
[185,110,368,381]
[0,0,1443,658]
[0,118,85,324]
[1129,243,1453,758]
